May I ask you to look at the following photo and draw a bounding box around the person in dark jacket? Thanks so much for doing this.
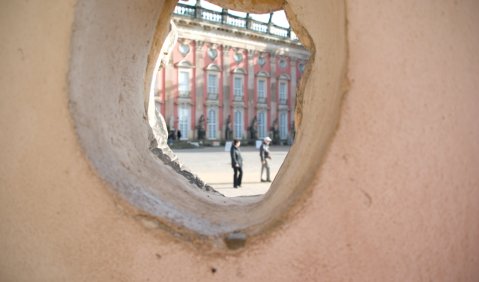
[259,136,272,182]
[230,139,243,188]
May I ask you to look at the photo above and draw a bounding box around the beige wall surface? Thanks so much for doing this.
[1,0,478,281]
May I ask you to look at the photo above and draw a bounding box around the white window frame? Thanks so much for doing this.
[233,75,244,100]
[178,105,190,140]
[207,73,219,99]
[257,111,267,139]
[279,80,287,104]
[279,111,288,140]
[257,78,266,103]
[178,70,190,97]
[234,110,243,139]
[207,108,217,139]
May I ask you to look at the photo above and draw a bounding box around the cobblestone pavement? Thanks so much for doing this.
[173,145,290,197]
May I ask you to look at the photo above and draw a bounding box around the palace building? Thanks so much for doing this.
[153,0,310,144]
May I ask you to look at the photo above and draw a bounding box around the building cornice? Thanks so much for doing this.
[173,17,310,59]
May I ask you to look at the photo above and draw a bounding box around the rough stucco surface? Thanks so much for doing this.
[1,0,479,282]
[67,0,345,243]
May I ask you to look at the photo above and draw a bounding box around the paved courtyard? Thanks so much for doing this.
[173,145,290,197]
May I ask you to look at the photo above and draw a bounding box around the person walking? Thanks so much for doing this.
[230,139,243,188]
[260,136,272,182]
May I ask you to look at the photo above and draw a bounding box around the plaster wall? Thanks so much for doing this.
[1,0,479,281]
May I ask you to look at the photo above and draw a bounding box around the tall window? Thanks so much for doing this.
[234,76,243,100]
[257,79,266,103]
[178,105,190,139]
[258,111,267,138]
[234,110,243,139]
[178,71,190,97]
[207,73,218,99]
[279,112,288,140]
[279,81,287,104]
[207,108,217,139]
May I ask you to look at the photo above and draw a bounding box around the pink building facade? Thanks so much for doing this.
[154,7,310,144]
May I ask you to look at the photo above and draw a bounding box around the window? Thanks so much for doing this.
[258,111,267,138]
[178,70,190,97]
[234,76,243,100]
[234,110,243,139]
[279,112,288,140]
[178,105,190,139]
[257,79,266,103]
[207,108,217,139]
[207,73,218,99]
[279,81,287,104]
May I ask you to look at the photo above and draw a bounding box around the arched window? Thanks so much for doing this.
[234,110,243,139]
[207,108,217,139]
[258,111,267,138]
[279,111,288,140]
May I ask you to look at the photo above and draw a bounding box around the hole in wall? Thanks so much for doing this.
[69,0,347,251]
[148,0,310,198]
